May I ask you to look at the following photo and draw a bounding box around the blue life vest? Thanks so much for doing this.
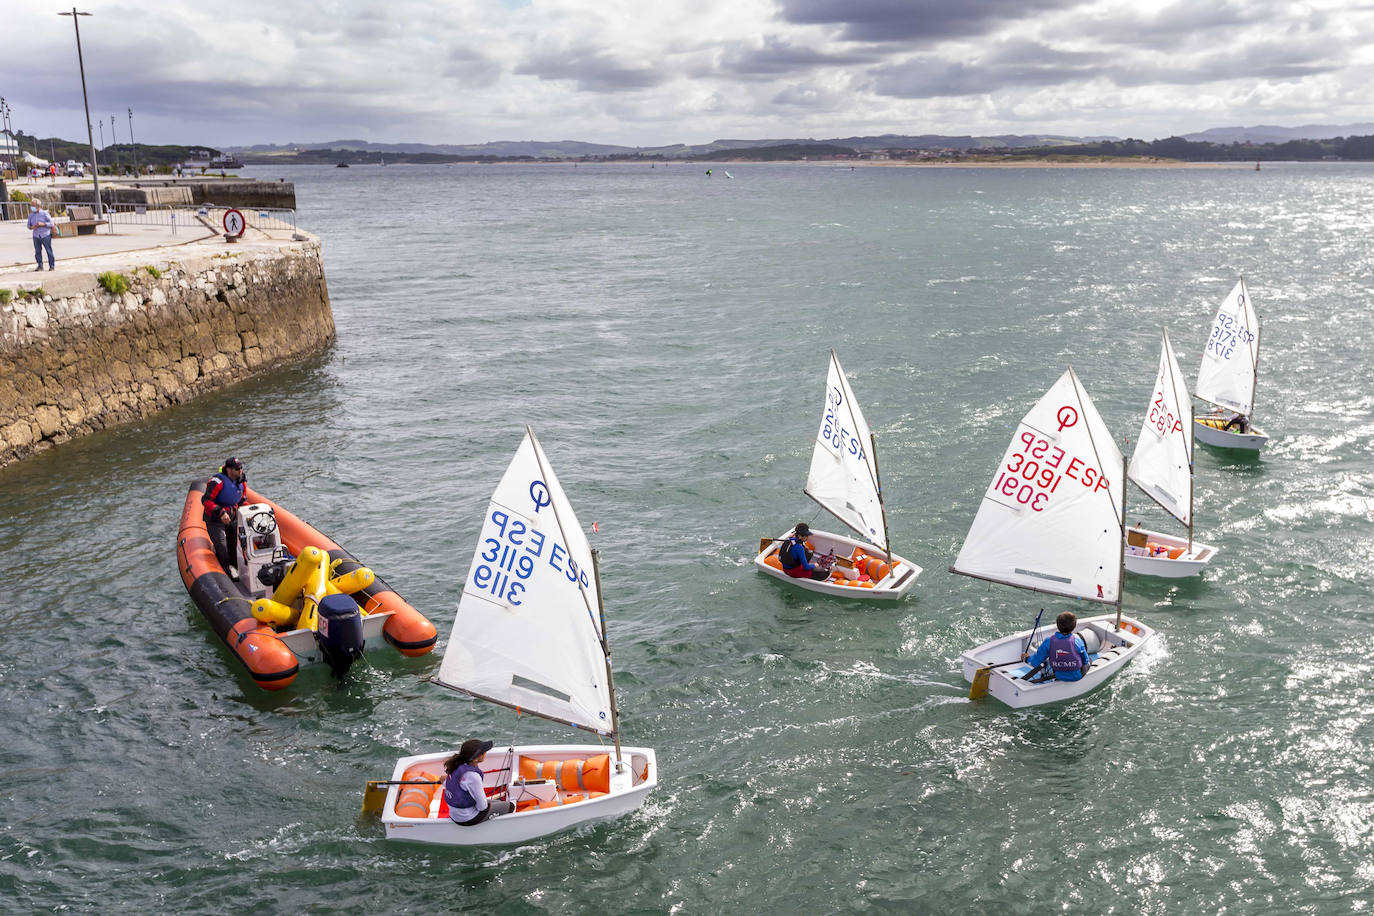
[1047,632,1086,676]
[208,472,244,511]
[443,763,483,809]
[778,537,805,569]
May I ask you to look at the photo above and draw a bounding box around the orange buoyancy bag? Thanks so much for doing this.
[519,754,611,793]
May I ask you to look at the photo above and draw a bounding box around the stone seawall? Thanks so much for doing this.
[0,239,333,467]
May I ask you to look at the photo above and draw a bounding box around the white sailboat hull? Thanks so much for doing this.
[381,745,657,846]
[755,527,921,600]
[961,613,1155,709]
[1124,527,1218,578]
[1194,416,1269,451]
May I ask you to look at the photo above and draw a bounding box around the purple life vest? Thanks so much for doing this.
[443,763,483,809]
[1047,632,1086,674]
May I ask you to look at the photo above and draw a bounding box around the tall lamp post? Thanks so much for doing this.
[59,7,103,228]
[110,115,120,172]
[128,108,137,175]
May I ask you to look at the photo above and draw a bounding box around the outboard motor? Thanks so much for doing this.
[316,593,365,680]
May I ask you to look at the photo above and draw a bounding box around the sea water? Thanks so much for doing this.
[1,161,1372,912]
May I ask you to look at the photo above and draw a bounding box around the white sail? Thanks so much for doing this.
[804,351,885,546]
[952,368,1124,605]
[1195,279,1260,416]
[1128,329,1193,527]
[435,428,613,735]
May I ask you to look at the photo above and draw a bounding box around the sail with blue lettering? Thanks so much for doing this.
[1128,330,1193,527]
[804,351,885,545]
[1195,279,1260,417]
[434,427,613,735]
[951,368,1124,605]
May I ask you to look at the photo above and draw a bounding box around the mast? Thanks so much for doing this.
[1116,454,1127,631]
[870,432,892,565]
[1244,277,1261,424]
[1187,399,1195,552]
[590,549,624,772]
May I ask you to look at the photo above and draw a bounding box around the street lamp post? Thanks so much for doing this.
[58,7,104,228]
[128,108,137,175]
[110,115,120,173]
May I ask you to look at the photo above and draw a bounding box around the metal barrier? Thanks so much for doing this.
[103,204,297,234]
[3,200,298,234]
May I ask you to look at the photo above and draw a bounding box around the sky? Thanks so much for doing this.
[6,0,1374,149]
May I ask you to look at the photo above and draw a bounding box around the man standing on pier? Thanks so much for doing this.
[27,201,56,271]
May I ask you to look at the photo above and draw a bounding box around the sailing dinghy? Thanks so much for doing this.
[372,427,656,845]
[754,351,921,600]
[951,368,1155,708]
[1125,329,1219,577]
[1194,278,1269,451]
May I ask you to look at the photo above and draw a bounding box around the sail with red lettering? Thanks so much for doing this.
[433,427,614,736]
[804,351,885,546]
[1195,278,1260,417]
[1128,330,1193,527]
[951,368,1124,605]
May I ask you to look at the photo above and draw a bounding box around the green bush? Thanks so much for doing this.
[0,289,12,304]
[19,288,45,300]
[97,271,130,295]
[142,265,163,279]
[9,189,30,202]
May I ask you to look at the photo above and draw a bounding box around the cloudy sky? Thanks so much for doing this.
[9,0,1374,148]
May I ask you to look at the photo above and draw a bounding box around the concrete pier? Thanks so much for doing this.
[0,208,332,467]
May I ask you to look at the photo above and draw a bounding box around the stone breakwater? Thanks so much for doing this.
[0,239,334,468]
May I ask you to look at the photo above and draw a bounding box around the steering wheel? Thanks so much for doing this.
[246,511,277,536]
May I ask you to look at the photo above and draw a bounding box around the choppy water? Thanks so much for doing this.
[2,161,1372,913]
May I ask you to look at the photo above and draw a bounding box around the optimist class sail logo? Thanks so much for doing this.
[529,480,550,513]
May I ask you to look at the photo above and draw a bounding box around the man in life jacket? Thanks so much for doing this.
[444,739,515,826]
[777,523,829,581]
[202,456,247,574]
[1022,611,1091,681]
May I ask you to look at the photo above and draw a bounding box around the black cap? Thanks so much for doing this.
[794,523,811,538]
[458,738,494,763]
[223,456,244,470]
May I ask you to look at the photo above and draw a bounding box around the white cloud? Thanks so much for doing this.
[7,0,1374,147]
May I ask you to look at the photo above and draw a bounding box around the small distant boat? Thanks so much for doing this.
[335,162,350,168]
[1193,279,1269,451]
[951,368,1155,708]
[371,427,657,845]
[723,170,733,179]
[1124,329,1219,578]
[755,350,922,600]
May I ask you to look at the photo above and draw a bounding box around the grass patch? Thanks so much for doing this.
[142,265,163,279]
[0,289,11,304]
[19,288,45,300]
[9,189,31,202]
[97,271,130,295]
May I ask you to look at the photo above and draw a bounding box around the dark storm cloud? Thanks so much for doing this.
[872,40,1109,98]
[779,0,1082,42]
[514,47,665,93]
[718,36,881,77]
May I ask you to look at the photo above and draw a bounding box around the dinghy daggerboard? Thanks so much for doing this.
[754,350,922,600]
[951,368,1156,708]
[371,427,656,845]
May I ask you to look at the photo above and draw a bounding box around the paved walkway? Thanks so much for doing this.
[0,214,310,298]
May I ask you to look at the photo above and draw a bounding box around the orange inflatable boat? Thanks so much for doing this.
[177,479,437,690]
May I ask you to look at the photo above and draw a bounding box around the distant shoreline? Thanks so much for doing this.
[856,157,1239,169]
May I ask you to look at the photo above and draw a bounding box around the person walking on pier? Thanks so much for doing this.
[27,201,56,271]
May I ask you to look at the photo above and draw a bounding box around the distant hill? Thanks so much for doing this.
[1182,123,1374,144]
[227,133,1123,161]
[225,124,1374,164]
